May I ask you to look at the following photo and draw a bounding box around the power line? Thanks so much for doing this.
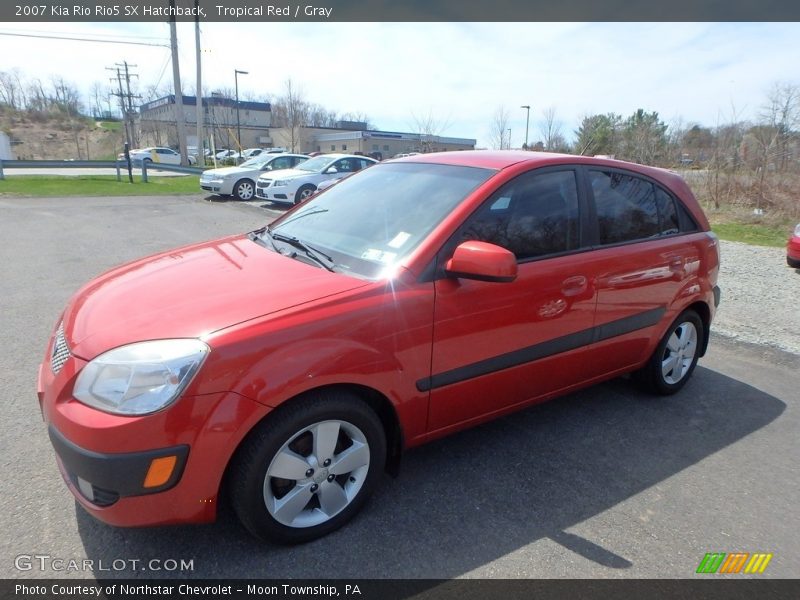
[0,31,168,47]
[0,28,167,41]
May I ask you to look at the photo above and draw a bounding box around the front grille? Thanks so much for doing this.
[50,323,70,374]
[256,180,272,189]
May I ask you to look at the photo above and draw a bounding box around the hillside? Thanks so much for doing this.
[0,106,124,160]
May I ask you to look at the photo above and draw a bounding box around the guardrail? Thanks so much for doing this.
[0,159,204,181]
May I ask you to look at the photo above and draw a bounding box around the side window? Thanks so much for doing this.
[268,157,291,170]
[292,156,308,166]
[655,187,680,235]
[589,170,659,244]
[334,159,355,173]
[457,170,580,261]
[359,159,374,170]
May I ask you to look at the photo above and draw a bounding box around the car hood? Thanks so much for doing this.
[258,168,315,181]
[203,166,253,177]
[63,235,368,360]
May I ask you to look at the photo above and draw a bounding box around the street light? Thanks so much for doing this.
[234,69,248,160]
[521,105,531,150]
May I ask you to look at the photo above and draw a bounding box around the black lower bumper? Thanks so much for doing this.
[713,285,721,308]
[48,426,188,506]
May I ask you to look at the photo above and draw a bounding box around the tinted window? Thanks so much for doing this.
[458,170,580,260]
[655,187,680,235]
[590,170,659,244]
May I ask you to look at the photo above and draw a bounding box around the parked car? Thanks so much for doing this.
[200,153,310,200]
[215,149,238,160]
[788,223,800,268]
[38,151,720,544]
[255,153,377,204]
[118,147,197,166]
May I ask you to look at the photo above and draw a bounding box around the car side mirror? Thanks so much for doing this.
[445,241,517,283]
[325,166,338,174]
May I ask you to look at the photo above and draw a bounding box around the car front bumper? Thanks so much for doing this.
[200,179,234,195]
[787,236,800,261]
[37,352,269,527]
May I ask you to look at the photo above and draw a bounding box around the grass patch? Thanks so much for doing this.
[98,121,123,131]
[0,175,201,197]
[711,222,791,247]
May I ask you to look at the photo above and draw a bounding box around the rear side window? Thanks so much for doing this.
[590,170,660,244]
[655,187,680,235]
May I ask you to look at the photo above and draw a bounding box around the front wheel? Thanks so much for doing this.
[229,391,386,544]
[637,310,703,395]
[233,179,255,201]
[294,184,316,204]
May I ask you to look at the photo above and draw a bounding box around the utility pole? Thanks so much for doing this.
[169,0,189,166]
[107,63,141,150]
[107,66,131,150]
[194,0,204,167]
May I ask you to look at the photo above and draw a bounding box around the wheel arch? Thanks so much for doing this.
[685,300,711,357]
[219,382,403,505]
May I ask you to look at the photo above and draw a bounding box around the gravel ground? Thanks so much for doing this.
[713,240,800,355]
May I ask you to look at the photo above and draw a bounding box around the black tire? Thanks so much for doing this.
[637,309,704,395]
[229,390,386,544]
[294,184,316,204]
[788,256,800,269]
[233,179,256,201]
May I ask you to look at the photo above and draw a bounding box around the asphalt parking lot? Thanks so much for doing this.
[1,194,797,579]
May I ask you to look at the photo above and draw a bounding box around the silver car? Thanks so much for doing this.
[200,153,310,200]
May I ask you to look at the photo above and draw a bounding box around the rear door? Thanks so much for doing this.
[578,168,701,379]
[426,167,597,432]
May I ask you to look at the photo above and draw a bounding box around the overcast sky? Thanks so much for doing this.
[1,21,798,148]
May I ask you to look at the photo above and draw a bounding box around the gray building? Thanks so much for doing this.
[138,95,272,151]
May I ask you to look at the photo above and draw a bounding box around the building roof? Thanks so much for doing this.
[315,129,476,146]
[139,95,271,113]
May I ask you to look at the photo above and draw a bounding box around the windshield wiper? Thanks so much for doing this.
[267,229,336,272]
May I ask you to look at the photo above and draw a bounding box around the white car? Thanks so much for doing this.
[122,147,196,166]
[200,153,310,200]
[255,154,377,204]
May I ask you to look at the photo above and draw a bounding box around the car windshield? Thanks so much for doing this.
[239,156,272,168]
[267,162,494,279]
[296,155,338,172]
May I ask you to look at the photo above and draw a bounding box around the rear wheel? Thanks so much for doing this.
[637,310,703,395]
[294,184,316,204]
[229,391,386,544]
[788,256,800,269]
[233,179,255,201]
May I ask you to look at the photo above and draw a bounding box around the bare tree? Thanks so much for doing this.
[276,78,310,152]
[410,108,452,152]
[0,69,25,109]
[489,105,510,150]
[539,106,565,151]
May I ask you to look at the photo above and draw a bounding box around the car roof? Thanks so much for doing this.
[317,153,377,161]
[397,150,683,183]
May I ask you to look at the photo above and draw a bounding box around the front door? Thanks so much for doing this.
[425,168,597,433]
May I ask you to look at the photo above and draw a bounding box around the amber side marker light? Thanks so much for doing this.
[144,456,177,488]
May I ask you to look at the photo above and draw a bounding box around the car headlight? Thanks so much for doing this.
[273,180,289,187]
[73,339,209,416]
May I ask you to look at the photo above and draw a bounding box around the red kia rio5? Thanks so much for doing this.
[787,223,800,268]
[38,151,720,543]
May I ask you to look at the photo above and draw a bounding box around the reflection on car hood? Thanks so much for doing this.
[62,235,368,360]
[258,168,312,181]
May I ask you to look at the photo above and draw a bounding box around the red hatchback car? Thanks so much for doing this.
[787,223,800,268]
[38,151,720,543]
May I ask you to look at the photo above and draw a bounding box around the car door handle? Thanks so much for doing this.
[561,275,588,297]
